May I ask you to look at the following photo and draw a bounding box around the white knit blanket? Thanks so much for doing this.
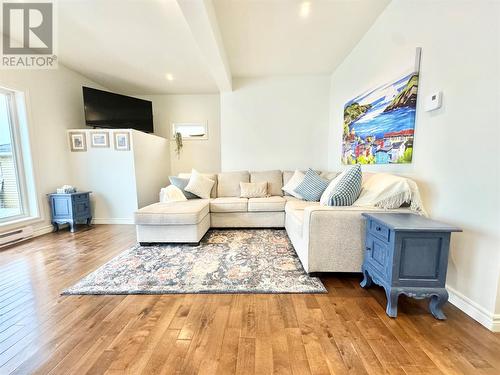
[353,173,427,215]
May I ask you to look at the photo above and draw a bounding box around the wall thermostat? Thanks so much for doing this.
[425,91,442,112]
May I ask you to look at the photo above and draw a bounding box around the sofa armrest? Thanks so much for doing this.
[302,206,387,239]
[302,205,413,235]
[301,206,409,272]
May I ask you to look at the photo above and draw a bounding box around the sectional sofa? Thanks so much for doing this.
[134,170,412,273]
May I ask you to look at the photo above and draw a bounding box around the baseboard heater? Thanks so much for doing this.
[0,226,34,248]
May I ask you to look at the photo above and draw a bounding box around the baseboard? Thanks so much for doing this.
[492,315,500,332]
[92,218,135,225]
[447,285,499,332]
[33,224,54,237]
[26,219,133,239]
[10,219,133,245]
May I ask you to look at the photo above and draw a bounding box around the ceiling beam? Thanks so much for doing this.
[177,0,232,92]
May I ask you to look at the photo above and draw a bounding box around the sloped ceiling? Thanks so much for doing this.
[58,0,217,94]
[213,0,391,77]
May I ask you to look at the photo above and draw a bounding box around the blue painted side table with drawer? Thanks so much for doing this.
[48,192,92,232]
[360,213,461,320]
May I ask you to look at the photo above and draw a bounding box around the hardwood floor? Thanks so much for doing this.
[0,225,499,375]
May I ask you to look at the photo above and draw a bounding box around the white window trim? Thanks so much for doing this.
[0,86,40,228]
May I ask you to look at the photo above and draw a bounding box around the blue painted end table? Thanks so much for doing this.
[360,213,462,320]
[48,191,92,232]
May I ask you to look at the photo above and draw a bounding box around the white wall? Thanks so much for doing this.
[132,130,170,208]
[68,129,138,223]
[0,66,106,235]
[68,129,169,223]
[220,76,330,171]
[328,0,500,329]
[141,94,221,175]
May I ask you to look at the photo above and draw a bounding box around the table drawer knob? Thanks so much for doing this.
[376,226,382,231]
[366,246,372,251]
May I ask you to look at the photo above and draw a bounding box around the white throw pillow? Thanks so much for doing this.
[282,170,305,199]
[159,185,187,203]
[320,170,346,205]
[184,169,215,199]
[240,182,268,198]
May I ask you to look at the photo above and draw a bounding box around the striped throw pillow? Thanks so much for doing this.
[325,165,362,206]
[294,169,329,202]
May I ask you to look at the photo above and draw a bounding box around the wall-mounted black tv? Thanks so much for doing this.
[82,87,153,133]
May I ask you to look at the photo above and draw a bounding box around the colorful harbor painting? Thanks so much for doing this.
[342,71,419,164]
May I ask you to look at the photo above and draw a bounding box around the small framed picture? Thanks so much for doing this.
[69,131,87,152]
[114,132,130,151]
[90,131,109,148]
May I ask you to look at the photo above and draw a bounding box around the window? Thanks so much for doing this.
[0,87,38,225]
[172,122,208,140]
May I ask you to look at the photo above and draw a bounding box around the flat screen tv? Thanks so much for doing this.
[82,87,153,133]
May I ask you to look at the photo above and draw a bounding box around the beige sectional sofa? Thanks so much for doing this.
[135,170,413,273]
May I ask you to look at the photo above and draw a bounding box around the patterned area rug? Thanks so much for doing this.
[63,229,326,295]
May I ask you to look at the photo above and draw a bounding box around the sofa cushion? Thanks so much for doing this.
[286,208,304,237]
[288,208,304,225]
[135,200,209,225]
[284,196,301,202]
[320,171,340,180]
[179,172,218,198]
[283,170,295,187]
[283,171,293,196]
[217,171,249,197]
[210,197,248,213]
[285,200,319,213]
[248,196,286,212]
[250,170,283,197]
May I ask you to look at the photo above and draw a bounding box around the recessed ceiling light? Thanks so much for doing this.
[300,1,311,18]
[165,73,174,81]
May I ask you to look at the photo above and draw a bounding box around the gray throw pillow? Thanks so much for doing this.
[294,169,329,201]
[169,176,199,199]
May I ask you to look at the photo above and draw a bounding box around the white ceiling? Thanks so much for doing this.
[57,0,390,94]
[58,0,218,94]
[213,0,391,77]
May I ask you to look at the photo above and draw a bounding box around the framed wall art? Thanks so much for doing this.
[114,132,130,151]
[90,131,109,148]
[69,131,87,152]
